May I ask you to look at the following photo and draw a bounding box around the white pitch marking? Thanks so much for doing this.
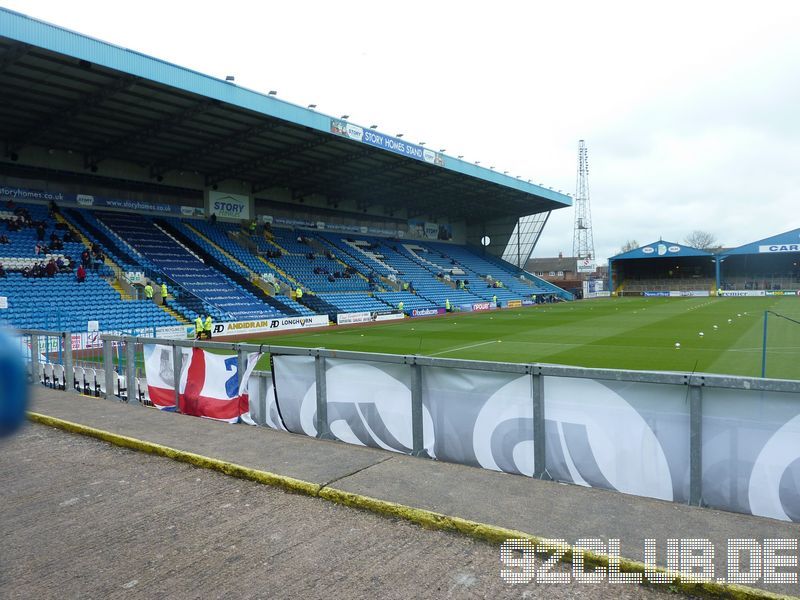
[429,340,499,356]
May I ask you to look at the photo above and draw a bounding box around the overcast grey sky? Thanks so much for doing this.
[3,0,799,262]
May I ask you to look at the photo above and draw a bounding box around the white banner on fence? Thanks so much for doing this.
[155,325,192,339]
[261,354,800,522]
[212,315,329,337]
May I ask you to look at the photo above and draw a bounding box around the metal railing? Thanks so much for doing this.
[16,329,800,519]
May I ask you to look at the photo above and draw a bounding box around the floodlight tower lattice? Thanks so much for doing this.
[572,140,595,260]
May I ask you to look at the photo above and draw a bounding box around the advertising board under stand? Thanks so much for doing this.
[411,308,446,318]
[212,315,329,337]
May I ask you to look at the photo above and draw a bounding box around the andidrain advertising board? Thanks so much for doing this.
[211,315,328,336]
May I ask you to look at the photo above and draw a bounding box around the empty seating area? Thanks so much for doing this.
[424,241,562,297]
[100,213,278,321]
[179,219,279,280]
[316,292,392,314]
[375,291,438,312]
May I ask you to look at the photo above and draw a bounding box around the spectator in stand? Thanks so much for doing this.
[45,259,57,278]
[210,212,217,225]
[0,262,5,278]
[76,264,86,283]
[34,242,43,255]
[36,223,45,241]
[0,234,8,244]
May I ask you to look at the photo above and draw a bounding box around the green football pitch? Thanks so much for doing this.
[244,297,800,380]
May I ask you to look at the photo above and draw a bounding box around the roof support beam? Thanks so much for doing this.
[205,136,331,187]
[291,156,408,198]
[259,146,377,195]
[149,119,284,178]
[85,98,218,167]
[8,74,139,153]
[0,42,31,75]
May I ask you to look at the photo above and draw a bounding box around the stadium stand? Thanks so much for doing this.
[0,198,571,332]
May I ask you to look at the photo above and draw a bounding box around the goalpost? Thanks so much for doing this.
[761,310,800,378]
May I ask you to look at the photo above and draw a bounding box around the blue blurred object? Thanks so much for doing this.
[0,328,27,436]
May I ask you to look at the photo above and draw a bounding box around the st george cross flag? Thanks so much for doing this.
[143,344,262,423]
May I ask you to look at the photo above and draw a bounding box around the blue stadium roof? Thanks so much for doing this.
[609,240,714,261]
[721,228,800,257]
[0,7,570,222]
